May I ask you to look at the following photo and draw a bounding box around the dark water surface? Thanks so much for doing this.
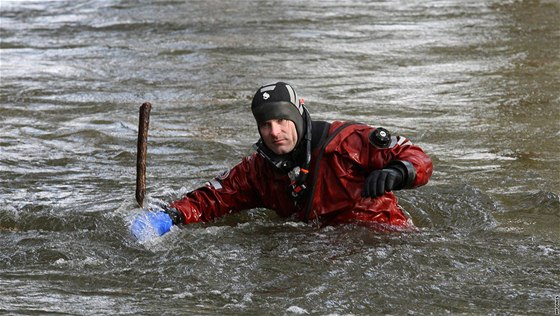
[1,1,559,315]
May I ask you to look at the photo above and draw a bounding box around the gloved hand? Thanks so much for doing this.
[363,167,404,198]
[131,210,173,241]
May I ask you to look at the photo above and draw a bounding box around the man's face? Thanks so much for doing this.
[259,119,298,155]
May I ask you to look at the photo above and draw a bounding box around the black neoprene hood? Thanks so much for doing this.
[251,82,304,140]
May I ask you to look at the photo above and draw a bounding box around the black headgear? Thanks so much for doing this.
[251,82,305,144]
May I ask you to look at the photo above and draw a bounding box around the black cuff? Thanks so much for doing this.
[164,207,184,225]
[388,160,416,189]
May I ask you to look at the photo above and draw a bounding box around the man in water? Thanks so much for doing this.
[132,82,433,239]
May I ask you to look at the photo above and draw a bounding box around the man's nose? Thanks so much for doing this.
[270,122,282,136]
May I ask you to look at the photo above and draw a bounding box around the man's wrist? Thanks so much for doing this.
[388,160,416,189]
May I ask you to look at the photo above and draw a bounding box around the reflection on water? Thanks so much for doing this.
[1,0,558,314]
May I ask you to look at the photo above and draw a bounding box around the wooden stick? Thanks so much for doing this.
[136,102,152,208]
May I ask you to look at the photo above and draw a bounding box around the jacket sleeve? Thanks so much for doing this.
[169,154,263,224]
[337,125,433,189]
[384,135,433,189]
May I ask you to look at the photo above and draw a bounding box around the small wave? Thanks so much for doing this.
[400,182,499,235]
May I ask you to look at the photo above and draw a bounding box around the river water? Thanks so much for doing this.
[1,1,558,315]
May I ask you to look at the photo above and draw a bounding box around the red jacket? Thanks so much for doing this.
[170,121,433,228]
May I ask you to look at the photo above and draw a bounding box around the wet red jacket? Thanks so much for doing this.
[170,121,432,228]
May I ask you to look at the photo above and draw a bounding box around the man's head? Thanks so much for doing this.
[251,82,305,155]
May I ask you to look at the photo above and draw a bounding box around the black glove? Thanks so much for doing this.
[164,207,184,225]
[363,167,404,198]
